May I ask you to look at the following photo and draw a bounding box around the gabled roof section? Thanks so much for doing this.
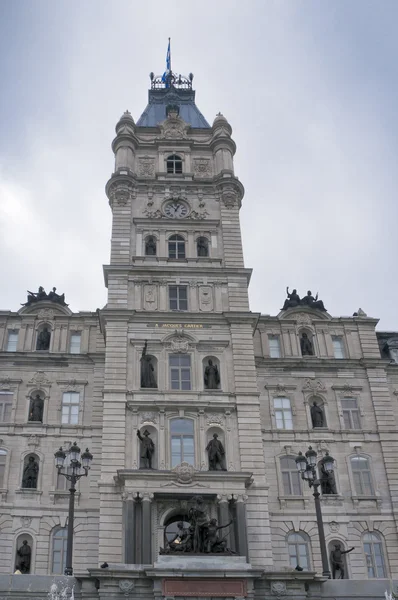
[137,72,210,129]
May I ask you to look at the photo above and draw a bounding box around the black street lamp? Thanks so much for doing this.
[295,446,334,578]
[54,442,93,576]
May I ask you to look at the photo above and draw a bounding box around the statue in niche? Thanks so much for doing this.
[281,287,301,310]
[320,463,337,495]
[29,394,44,422]
[300,290,327,312]
[197,237,209,257]
[140,341,157,388]
[22,456,39,489]
[160,496,235,555]
[16,540,32,573]
[145,237,157,256]
[330,544,354,579]
[300,332,314,356]
[206,433,227,471]
[36,327,51,351]
[204,359,220,389]
[310,401,324,428]
[137,429,155,469]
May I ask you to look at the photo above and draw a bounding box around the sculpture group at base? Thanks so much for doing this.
[160,496,234,555]
[22,286,67,307]
[281,287,327,312]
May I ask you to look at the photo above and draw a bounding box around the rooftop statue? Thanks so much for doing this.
[281,287,327,312]
[22,286,67,307]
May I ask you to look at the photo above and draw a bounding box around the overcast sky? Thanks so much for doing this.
[0,1,397,329]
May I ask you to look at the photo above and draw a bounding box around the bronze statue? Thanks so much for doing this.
[300,332,314,356]
[145,237,157,256]
[204,359,220,390]
[16,540,31,573]
[206,433,226,471]
[29,394,44,422]
[197,237,209,257]
[22,456,39,489]
[300,290,327,312]
[22,286,67,307]
[205,518,233,553]
[36,327,51,351]
[140,341,157,388]
[320,464,337,495]
[137,429,155,469]
[330,544,354,579]
[189,496,212,553]
[310,401,324,428]
[281,287,301,310]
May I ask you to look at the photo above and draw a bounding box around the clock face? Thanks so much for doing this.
[163,201,189,219]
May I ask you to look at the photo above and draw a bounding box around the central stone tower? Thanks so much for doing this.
[97,65,272,592]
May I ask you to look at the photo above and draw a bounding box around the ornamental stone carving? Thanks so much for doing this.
[140,411,158,425]
[172,461,195,484]
[108,182,135,205]
[199,286,213,312]
[166,335,191,353]
[37,308,55,320]
[271,581,286,597]
[302,378,326,393]
[119,579,135,597]
[329,521,340,533]
[144,208,162,219]
[293,312,313,327]
[28,371,51,387]
[144,284,158,310]
[220,185,239,209]
[206,414,225,427]
[138,156,155,177]
[159,114,189,140]
[20,516,32,528]
[193,158,211,177]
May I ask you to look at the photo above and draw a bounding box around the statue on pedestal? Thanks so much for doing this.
[320,464,337,495]
[137,429,155,469]
[330,544,354,579]
[36,327,51,351]
[22,457,39,489]
[300,332,314,356]
[29,394,44,422]
[204,359,220,390]
[140,341,157,388]
[206,433,226,471]
[281,287,300,310]
[300,290,327,311]
[16,540,31,573]
[310,401,324,428]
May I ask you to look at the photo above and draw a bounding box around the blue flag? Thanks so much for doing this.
[161,39,171,86]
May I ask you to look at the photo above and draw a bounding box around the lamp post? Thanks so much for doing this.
[55,442,93,576]
[295,447,334,578]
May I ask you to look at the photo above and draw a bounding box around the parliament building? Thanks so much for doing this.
[0,67,398,600]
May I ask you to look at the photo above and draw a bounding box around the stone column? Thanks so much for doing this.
[141,492,154,564]
[123,491,138,563]
[217,494,232,549]
[234,494,249,560]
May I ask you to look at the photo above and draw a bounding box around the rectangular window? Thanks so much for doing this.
[0,450,6,487]
[0,393,13,422]
[61,392,80,425]
[282,470,302,495]
[342,398,361,429]
[169,286,188,311]
[332,336,345,359]
[6,331,18,352]
[56,466,73,490]
[274,397,293,430]
[268,335,281,358]
[351,457,374,495]
[169,355,191,390]
[69,333,81,354]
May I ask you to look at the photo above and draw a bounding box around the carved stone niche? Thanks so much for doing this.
[138,156,155,178]
[144,284,158,311]
[199,285,213,312]
[193,158,212,178]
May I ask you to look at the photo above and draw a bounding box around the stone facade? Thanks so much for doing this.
[0,73,398,600]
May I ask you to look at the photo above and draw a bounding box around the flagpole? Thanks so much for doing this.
[169,37,171,74]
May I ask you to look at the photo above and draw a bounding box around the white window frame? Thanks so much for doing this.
[0,449,7,488]
[332,335,345,359]
[268,334,281,358]
[61,392,80,425]
[168,235,186,259]
[0,392,13,423]
[50,528,68,574]
[341,397,361,430]
[69,332,81,354]
[363,532,387,579]
[350,455,374,496]
[170,418,195,467]
[273,397,293,430]
[280,456,302,496]
[287,532,312,570]
[6,330,18,352]
[169,354,192,391]
[169,285,188,311]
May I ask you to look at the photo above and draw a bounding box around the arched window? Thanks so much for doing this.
[168,235,186,259]
[350,456,374,496]
[280,456,301,495]
[0,449,7,488]
[287,532,311,570]
[196,237,209,257]
[51,528,68,574]
[363,532,387,578]
[167,154,183,174]
[170,418,194,467]
[145,236,157,256]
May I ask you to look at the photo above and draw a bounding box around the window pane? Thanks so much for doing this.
[332,337,345,359]
[274,398,282,409]
[268,336,281,358]
[6,331,18,352]
[70,334,81,354]
[275,412,284,429]
[282,472,291,495]
[171,419,194,434]
[284,414,293,430]
[0,454,6,488]
[291,472,301,495]
[180,355,191,367]
[351,410,361,429]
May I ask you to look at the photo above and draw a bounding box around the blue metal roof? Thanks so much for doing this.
[137,87,210,128]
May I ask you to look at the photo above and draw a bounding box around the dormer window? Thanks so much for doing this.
[167,154,183,174]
